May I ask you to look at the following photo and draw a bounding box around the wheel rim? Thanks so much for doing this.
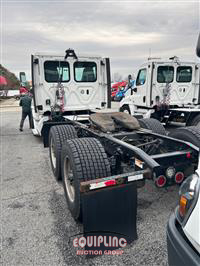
[123,109,129,114]
[50,137,56,169]
[63,156,75,203]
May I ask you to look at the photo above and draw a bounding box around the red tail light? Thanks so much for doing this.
[186,152,191,159]
[105,180,116,186]
[155,176,166,187]
[175,172,184,184]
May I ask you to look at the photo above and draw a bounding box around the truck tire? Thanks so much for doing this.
[169,126,200,148]
[190,114,200,127]
[120,104,131,114]
[49,125,77,182]
[61,138,111,221]
[139,118,166,136]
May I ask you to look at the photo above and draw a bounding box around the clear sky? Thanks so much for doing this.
[1,0,200,80]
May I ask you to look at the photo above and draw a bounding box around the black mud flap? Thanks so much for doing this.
[82,182,138,257]
[42,121,70,147]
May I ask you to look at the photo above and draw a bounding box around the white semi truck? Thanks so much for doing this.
[20,49,200,223]
[20,49,111,140]
[120,57,200,126]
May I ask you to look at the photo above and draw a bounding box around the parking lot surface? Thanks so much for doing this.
[1,103,179,265]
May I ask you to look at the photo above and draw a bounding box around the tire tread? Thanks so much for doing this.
[49,125,77,181]
[139,118,166,135]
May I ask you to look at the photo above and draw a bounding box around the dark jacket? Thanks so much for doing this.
[19,95,32,113]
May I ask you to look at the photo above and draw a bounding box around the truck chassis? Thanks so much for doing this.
[46,112,199,220]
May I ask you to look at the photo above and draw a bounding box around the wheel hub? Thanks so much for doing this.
[50,138,56,169]
[64,156,75,203]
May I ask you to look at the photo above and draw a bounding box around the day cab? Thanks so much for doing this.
[21,49,112,140]
[120,58,200,126]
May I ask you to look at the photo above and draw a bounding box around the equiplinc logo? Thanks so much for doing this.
[72,234,127,256]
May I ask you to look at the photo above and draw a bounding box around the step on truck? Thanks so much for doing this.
[120,57,200,126]
[20,50,200,224]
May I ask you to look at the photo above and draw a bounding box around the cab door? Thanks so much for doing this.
[151,63,196,107]
[151,63,174,107]
[66,58,106,111]
[132,67,148,107]
[170,64,195,105]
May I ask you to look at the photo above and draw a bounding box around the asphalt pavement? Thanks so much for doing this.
[1,101,179,266]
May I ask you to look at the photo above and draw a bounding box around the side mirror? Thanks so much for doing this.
[19,72,27,85]
[196,33,200,58]
[128,74,132,87]
[131,87,137,95]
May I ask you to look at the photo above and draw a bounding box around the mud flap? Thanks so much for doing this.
[82,182,138,256]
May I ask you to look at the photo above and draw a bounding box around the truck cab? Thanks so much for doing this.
[22,50,111,136]
[120,59,200,125]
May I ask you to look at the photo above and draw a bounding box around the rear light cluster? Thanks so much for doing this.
[154,152,192,188]
[155,170,185,187]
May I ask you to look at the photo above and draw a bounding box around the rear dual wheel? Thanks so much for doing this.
[49,125,77,181]
[139,118,166,135]
[189,114,200,127]
[61,138,111,221]
[169,126,200,148]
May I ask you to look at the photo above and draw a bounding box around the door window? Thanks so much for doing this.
[176,66,192,82]
[74,62,97,82]
[157,66,174,83]
[136,69,147,86]
[44,61,70,83]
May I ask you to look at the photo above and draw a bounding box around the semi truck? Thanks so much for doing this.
[120,58,200,126]
[20,49,200,222]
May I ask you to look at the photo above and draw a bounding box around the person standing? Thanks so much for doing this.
[19,93,33,131]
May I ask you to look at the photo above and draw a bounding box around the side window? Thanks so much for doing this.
[74,62,97,82]
[44,61,70,83]
[176,66,192,82]
[136,69,147,86]
[157,66,174,83]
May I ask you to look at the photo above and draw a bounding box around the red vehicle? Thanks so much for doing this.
[111,81,127,100]
[19,86,29,95]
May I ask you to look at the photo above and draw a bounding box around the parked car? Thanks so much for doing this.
[0,89,20,99]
